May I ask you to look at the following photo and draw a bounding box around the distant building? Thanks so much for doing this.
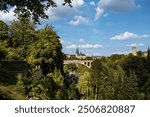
[75,47,86,59]
[92,55,102,59]
[76,47,79,55]
[132,46,137,56]
[131,46,150,57]
[66,54,76,58]
[143,51,148,57]
[66,48,86,60]
[66,48,102,60]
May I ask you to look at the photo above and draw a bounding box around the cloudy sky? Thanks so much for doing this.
[0,0,150,56]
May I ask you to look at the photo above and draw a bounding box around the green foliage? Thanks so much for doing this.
[115,71,139,100]
[0,71,17,85]
[122,56,147,88]
[0,20,9,41]
[0,0,72,23]
[68,80,77,99]
[110,54,125,61]
[0,85,25,100]
[1,16,150,100]
[0,73,25,100]
[6,48,21,60]
[10,17,37,48]
[114,71,139,100]
[65,63,77,72]
[27,69,67,100]
[64,72,79,100]
[0,43,7,60]
[147,47,150,59]
[0,18,66,100]
[76,64,89,75]
[137,51,143,57]
[78,71,91,99]
[90,59,115,100]
[122,72,139,100]
[143,77,150,99]
[49,69,67,99]
[28,27,63,75]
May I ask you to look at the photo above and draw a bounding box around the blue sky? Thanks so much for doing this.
[0,0,150,56]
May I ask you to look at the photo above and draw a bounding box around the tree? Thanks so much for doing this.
[28,73,57,100]
[122,71,139,100]
[113,66,126,100]
[27,68,68,100]
[147,47,150,59]
[110,64,140,100]
[143,77,150,99]
[137,51,143,57]
[78,71,91,99]
[0,20,9,41]
[10,17,37,48]
[3,17,38,60]
[0,43,7,60]
[122,56,146,88]
[49,69,68,99]
[65,63,77,72]
[110,54,124,61]
[0,0,72,23]
[28,26,64,75]
[90,59,115,100]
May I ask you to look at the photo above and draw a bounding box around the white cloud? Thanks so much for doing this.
[94,7,104,21]
[0,0,84,22]
[60,39,71,44]
[66,44,103,49]
[79,38,85,43]
[139,43,144,46]
[90,1,96,6]
[126,43,144,47]
[72,0,84,7]
[66,44,77,49]
[45,0,84,20]
[95,0,137,20]
[111,32,150,40]
[80,44,103,49]
[0,7,16,21]
[69,15,89,26]
[99,0,136,12]
[60,39,64,44]
[111,32,137,40]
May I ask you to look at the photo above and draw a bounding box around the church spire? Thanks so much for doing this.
[76,47,79,55]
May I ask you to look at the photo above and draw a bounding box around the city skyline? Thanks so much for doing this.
[0,0,150,56]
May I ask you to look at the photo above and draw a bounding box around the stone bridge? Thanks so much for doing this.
[64,60,93,68]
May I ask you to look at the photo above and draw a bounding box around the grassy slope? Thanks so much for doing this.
[0,71,26,100]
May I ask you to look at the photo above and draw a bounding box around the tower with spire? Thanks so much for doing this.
[75,47,86,59]
[76,47,79,56]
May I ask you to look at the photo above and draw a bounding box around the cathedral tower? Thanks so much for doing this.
[132,46,137,56]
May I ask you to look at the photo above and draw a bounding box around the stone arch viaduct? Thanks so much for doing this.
[64,60,93,68]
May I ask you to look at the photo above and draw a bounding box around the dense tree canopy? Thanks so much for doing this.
[90,59,115,99]
[10,17,37,48]
[0,18,70,99]
[0,0,72,23]
[0,20,9,41]
[28,26,64,75]
[0,17,150,100]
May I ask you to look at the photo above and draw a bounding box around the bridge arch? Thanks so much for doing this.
[64,60,93,68]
